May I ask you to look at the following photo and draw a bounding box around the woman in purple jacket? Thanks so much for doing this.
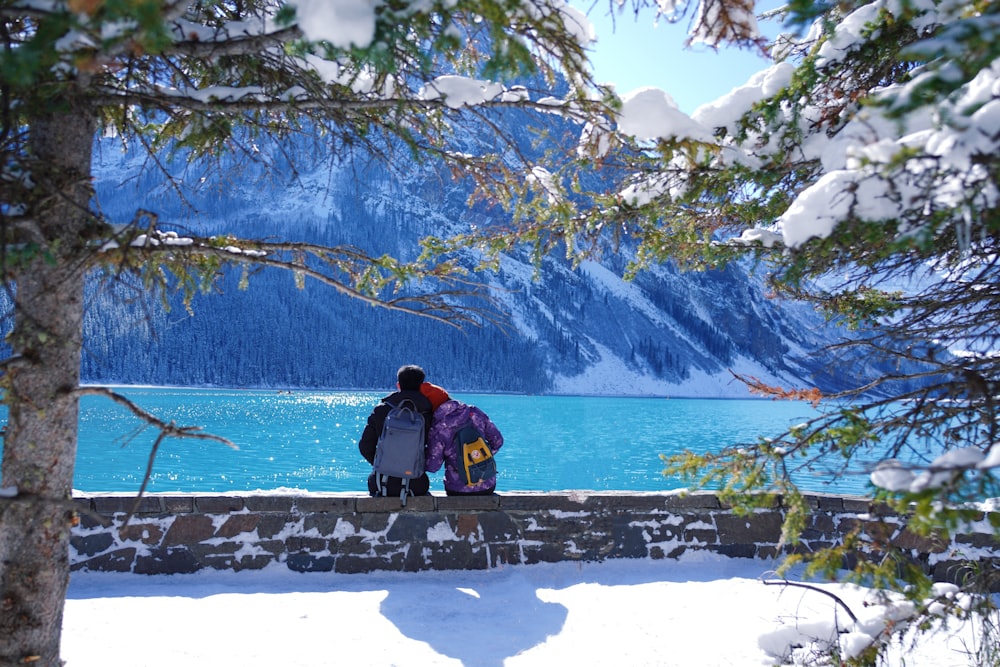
[421,383,504,496]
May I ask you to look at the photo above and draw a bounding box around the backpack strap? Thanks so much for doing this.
[376,473,411,506]
[383,398,421,426]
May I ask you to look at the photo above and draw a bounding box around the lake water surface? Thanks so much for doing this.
[19,387,875,496]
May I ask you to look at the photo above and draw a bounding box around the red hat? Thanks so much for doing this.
[420,382,450,411]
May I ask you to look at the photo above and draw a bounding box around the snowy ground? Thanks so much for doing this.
[63,553,989,667]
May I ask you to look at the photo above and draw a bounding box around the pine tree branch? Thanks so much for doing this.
[89,222,506,328]
[163,24,304,59]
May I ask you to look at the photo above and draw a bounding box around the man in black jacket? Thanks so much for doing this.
[358,364,434,497]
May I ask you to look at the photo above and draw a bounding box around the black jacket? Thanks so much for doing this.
[359,390,433,496]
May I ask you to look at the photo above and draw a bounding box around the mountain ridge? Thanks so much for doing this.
[79,136,855,397]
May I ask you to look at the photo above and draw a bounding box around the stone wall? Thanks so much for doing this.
[70,492,1000,581]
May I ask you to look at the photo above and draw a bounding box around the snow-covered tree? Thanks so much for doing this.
[473,0,999,662]
[0,0,646,661]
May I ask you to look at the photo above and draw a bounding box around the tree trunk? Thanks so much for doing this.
[0,88,96,666]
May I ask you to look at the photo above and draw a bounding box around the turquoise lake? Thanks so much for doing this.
[3,387,876,495]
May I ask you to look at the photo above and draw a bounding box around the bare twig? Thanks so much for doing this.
[74,386,236,525]
[127,430,169,525]
[761,575,859,624]
[76,386,236,448]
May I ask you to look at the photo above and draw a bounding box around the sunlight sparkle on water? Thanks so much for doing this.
[33,388,877,495]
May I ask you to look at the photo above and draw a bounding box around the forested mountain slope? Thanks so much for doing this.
[75,136,856,397]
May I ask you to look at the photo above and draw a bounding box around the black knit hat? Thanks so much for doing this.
[396,364,426,391]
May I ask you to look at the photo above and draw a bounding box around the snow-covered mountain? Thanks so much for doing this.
[82,136,853,397]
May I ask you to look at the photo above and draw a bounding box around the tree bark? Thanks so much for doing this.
[0,87,96,666]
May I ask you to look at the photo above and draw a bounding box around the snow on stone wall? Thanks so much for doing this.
[69,492,1000,587]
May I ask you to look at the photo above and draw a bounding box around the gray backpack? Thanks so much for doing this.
[372,399,426,505]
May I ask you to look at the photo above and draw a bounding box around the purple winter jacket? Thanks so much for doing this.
[426,400,504,494]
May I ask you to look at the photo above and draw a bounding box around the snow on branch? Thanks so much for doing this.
[871,446,1000,494]
[92,217,503,329]
[165,22,304,59]
[759,573,984,666]
[90,79,599,122]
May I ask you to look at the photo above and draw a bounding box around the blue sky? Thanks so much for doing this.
[579,2,781,112]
